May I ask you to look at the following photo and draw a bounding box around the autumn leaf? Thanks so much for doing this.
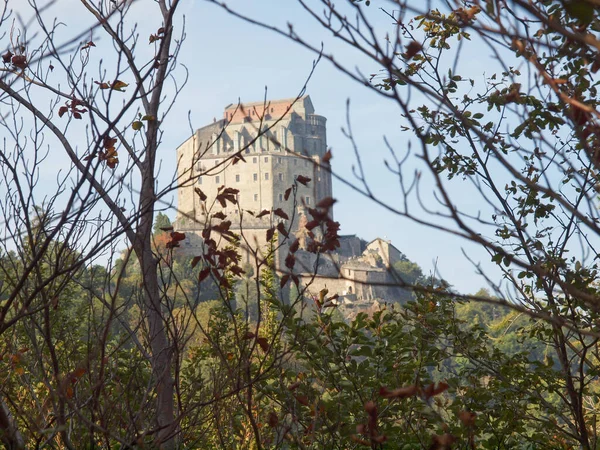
[404,41,422,59]
[198,267,211,283]
[430,433,456,449]
[81,41,96,51]
[289,239,299,253]
[280,274,290,288]
[275,222,288,238]
[266,227,276,242]
[256,209,270,219]
[317,197,336,209]
[379,385,418,399]
[191,256,202,268]
[194,187,207,201]
[11,55,27,69]
[285,253,295,270]
[364,400,377,416]
[171,231,186,242]
[296,175,311,186]
[95,81,110,89]
[58,106,69,118]
[459,410,476,427]
[423,381,449,400]
[2,50,13,64]
[323,149,332,163]
[291,274,299,286]
[295,394,310,406]
[103,136,118,150]
[132,121,144,131]
[287,381,301,391]
[305,220,319,231]
[166,231,186,248]
[111,80,128,91]
[273,208,289,220]
[284,187,292,201]
[267,411,279,428]
[256,337,270,352]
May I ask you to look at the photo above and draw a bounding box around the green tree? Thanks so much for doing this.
[153,212,172,235]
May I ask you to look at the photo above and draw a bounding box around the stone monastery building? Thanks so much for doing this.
[175,96,409,310]
[176,96,331,259]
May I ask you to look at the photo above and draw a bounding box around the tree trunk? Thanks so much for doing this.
[139,245,176,449]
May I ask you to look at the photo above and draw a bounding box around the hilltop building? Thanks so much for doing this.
[175,96,410,310]
[176,96,332,264]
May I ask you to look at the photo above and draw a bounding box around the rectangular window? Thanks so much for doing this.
[264,156,269,163]
[253,173,258,182]
[265,173,269,180]
[197,176,202,185]
[278,193,283,202]
[294,159,297,166]
[216,176,220,184]
[253,157,257,163]
[305,196,310,205]
[236,174,240,182]
[254,194,258,201]
[278,173,283,181]
[278,157,282,164]
[215,159,220,166]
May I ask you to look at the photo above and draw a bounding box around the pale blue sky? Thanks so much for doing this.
[8,0,510,294]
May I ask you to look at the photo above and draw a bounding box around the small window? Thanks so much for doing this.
[197,177,202,185]
[253,173,258,181]
[278,193,283,202]
[215,159,220,166]
[305,196,310,205]
[294,159,297,166]
[278,157,282,164]
[253,157,257,163]
[264,156,268,163]
[278,173,283,181]
[216,176,220,184]
[254,194,258,201]
[265,173,269,181]
[245,148,250,154]
[236,174,240,182]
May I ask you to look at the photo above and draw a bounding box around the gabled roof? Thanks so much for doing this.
[365,237,400,253]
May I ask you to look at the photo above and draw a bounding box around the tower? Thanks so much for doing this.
[175,96,333,266]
